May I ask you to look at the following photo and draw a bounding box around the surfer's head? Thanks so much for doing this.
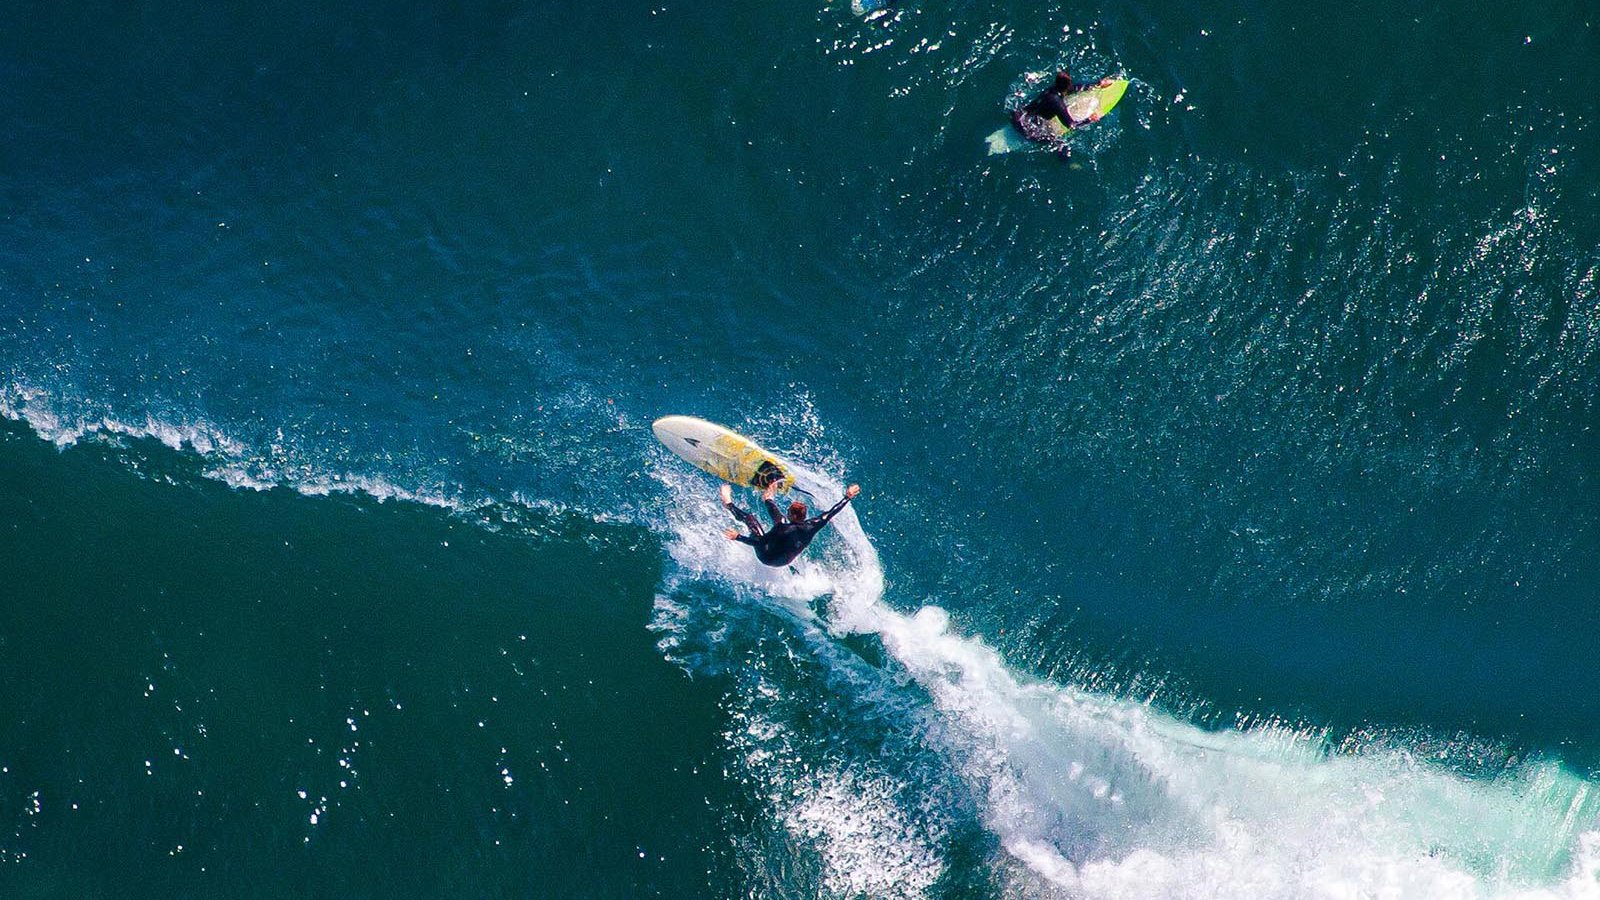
[788,501,808,523]
[1053,72,1073,93]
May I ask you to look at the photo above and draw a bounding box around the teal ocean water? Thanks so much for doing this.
[3,1,1598,896]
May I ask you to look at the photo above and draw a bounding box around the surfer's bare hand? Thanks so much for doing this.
[846,484,861,498]
[723,528,740,541]
[720,484,733,505]
[1099,77,1114,87]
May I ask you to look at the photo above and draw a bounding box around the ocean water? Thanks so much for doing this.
[2,0,1598,897]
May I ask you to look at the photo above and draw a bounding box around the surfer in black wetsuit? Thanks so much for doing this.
[720,482,861,567]
[1011,72,1116,151]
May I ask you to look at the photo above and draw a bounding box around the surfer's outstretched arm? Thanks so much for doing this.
[809,484,861,527]
[815,497,850,524]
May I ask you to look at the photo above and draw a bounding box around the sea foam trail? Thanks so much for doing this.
[655,461,1600,899]
[0,384,628,529]
[0,384,466,504]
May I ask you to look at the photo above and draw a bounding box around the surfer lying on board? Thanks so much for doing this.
[721,482,861,567]
[1011,72,1116,150]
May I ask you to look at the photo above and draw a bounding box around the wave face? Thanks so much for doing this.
[3,0,1600,896]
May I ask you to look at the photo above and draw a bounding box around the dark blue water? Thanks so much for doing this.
[2,1,1598,896]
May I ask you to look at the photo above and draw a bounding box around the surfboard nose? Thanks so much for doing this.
[650,415,687,444]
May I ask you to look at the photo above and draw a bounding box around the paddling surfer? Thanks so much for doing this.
[1011,71,1116,151]
[720,482,860,567]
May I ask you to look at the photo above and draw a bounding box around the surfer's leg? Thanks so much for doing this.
[763,499,790,526]
[1010,108,1027,132]
[727,503,764,537]
[1013,111,1053,144]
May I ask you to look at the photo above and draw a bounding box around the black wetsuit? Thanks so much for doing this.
[725,494,854,567]
[1023,88,1076,124]
[1011,75,1091,144]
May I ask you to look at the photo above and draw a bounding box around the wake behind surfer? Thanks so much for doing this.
[720,481,861,567]
[1011,71,1116,151]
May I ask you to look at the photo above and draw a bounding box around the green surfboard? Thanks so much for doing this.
[985,78,1130,155]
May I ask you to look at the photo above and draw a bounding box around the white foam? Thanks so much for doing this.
[0,384,236,453]
[786,759,948,898]
[653,456,1600,899]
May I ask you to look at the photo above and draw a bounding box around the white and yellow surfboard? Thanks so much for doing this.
[652,415,795,492]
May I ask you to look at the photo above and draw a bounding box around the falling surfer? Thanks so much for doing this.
[720,481,861,567]
[1011,71,1118,157]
